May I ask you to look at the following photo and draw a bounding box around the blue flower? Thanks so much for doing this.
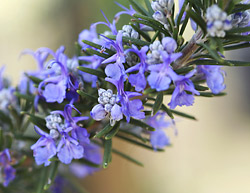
[0,149,16,187]
[125,45,148,91]
[198,65,226,94]
[114,2,136,21]
[31,126,57,166]
[57,132,84,164]
[146,112,171,150]
[94,10,117,35]
[102,32,126,80]
[31,104,90,165]
[169,70,200,109]
[36,46,81,103]
[106,76,145,122]
[147,51,181,91]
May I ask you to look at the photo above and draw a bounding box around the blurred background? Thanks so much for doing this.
[1,0,250,192]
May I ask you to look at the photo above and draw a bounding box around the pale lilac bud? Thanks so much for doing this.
[90,104,107,121]
[162,37,177,53]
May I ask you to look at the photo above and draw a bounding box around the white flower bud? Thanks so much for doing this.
[151,1,164,12]
[131,31,139,39]
[109,96,116,105]
[104,104,113,112]
[103,96,110,104]
[50,129,60,139]
[106,89,113,98]
[122,25,132,33]
[98,88,106,96]
[98,96,105,105]
[153,11,167,24]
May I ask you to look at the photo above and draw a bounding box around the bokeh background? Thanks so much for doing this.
[1,0,250,193]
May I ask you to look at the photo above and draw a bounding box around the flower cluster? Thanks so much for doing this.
[31,104,91,165]
[206,4,232,37]
[151,0,174,25]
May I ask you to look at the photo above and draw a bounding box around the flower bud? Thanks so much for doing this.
[90,104,107,121]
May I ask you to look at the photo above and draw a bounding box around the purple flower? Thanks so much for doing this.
[125,45,149,91]
[169,70,200,109]
[114,2,136,21]
[94,10,117,35]
[102,32,126,80]
[106,76,145,122]
[57,133,84,164]
[78,24,99,50]
[0,149,16,187]
[198,65,226,94]
[146,112,171,150]
[31,126,57,166]
[147,37,182,91]
[37,46,81,103]
[31,104,90,165]
[147,52,181,91]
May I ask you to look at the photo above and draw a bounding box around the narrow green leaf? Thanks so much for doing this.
[177,0,188,26]
[112,148,144,167]
[77,90,98,102]
[198,43,223,62]
[144,0,154,15]
[94,123,114,138]
[193,59,250,66]
[197,92,227,97]
[132,19,170,37]
[224,42,250,51]
[21,112,47,130]
[170,109,196,120]
[77,66,106,78]
[129,0,150,16]
[152,92,163,116]
[115,134,165,152]
[227,26,250,34]
[129,118,155,131]
[0,110,13,127]
[118,129,148,143]
[25,73,43,84]
[161,104,174,119]
[5,134,12,149]
[194,84,209,91]
[107,34,150,46]
[133,13,164,28]
[82,40,115,55]
[224,34,250,42]
[14,92,34,101]
[85,48,109,59]
[151,31,160,43]
[232,3,250,13]
[8,105,21,130]
[36,167,49,193]
[78,158,101,168]
[175,66,194,74]
[44,161,59,190]
[105,122,120,140]
[179,14,189,36]
[0,129,3,151]
[103,139,112,168]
